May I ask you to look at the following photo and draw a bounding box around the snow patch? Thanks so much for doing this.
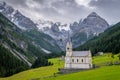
[2,43,32,66]
[13,49,32,66]
[13,20,27,30]
[41,48,51,54]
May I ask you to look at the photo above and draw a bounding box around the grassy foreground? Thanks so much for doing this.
[0,58,64,80]
[0,53,120,80]
[46,65,120,80]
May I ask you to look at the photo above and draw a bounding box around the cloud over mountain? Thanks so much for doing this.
[1,0,120,24]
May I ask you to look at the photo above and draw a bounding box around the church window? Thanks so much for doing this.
[77,59,79,63]
[72,59,74,63]
[82,59,83,63]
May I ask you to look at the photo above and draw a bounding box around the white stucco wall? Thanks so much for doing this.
[65,56,92,69]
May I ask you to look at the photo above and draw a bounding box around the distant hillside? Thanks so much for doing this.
[24,30,61,53]
[75,22,120,55]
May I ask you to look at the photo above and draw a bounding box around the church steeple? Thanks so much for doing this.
[66,31,73,56]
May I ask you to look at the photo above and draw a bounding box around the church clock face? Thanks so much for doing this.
[67,48,69,50]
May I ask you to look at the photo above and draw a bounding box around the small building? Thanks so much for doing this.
[65,39,92,69]
[60,55,65,61]
[97,52,104,56]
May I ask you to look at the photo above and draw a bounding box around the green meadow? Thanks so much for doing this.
[0,53,120,80]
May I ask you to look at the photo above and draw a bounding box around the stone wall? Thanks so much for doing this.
[59,68,91,74]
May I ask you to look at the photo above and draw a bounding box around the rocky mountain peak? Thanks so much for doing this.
[87,12,99,18]
[51,23,60,32]
[71,12,109,48]
[0,2,37,30]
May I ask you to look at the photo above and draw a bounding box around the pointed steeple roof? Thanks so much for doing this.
[68,30,72,43]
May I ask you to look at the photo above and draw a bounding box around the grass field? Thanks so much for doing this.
[93,53,119,66]
[0,58,64,80]
[0,53,120,80]
[45,65,120,80]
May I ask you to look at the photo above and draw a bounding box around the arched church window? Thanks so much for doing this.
[77,59,79,63]
[82,59,83,63]
[72,59,74,63]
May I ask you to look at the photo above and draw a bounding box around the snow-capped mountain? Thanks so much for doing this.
[35,12,109,50]
[0,1,37,30]
[0,1,62,53]
[36,20,69,31]
[71,12,109,47]
[36,20,69,50]
[36,20,53,30]
[0,1,110,51]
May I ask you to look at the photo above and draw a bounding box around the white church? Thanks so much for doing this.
[65,38,92,69]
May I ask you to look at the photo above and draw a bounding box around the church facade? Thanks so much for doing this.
[65,40,92,69]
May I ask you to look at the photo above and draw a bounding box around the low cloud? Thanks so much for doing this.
[1,0,120,24]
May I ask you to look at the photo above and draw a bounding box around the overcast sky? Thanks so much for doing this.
[1,0,120,24]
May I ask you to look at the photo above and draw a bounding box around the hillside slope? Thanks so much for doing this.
[0,12,48,76]
[0,12,46,65]
[0,45,29,77]
[0,12,61,77]
[24,30,61,53]
[76,22,120,55]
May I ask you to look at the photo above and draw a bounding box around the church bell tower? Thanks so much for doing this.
[66,31,73,56]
